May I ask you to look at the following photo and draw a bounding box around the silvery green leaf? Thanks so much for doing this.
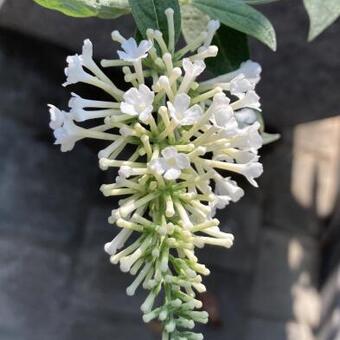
[192,0,277,50]
[303,0,340,40]
[262,132,281,145]
[245,0,282,4]
[33,0,130,18]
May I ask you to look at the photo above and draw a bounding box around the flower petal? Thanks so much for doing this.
[164,168,181,180]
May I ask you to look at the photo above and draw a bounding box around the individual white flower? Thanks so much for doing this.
[199,59,261,90]
[120,84,154,122]
[118,166,134,178]
[229,161,263,187]
[203,20,220,48]
[68,93,88,111]
[232,90,261,111]
[104,229,132,256]
[214,149,258,164]
[238,60,262,86]
[167,94,203,126]
[48,104,65,129]
[81,38,94,65]
[53,116,82,152]
[178,58,206,94]
[149,147,190,180]
[230,122,263,150]
[68,93,118,111]
[215,176,245,203]
[63,54,91,86]
[183,58,206,78]
[243,162,263,187]
[229,74,254,98]
[234,108,258,127]
[117,38,152,62]
[119,125,134,136]
[209,176,244,214]
[209,93,237,132]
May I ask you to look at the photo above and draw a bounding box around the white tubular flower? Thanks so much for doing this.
[243,162,263,187]
[209,93,237,131]
[239,60,262,85]
[234,108,258,127]
[53,116,83,152]
[229,74,255,98]
[150,147,190,180]
[48,104,65,129]
[215,176,245,203]
[48,12,266,340]
[63,54,91,86]
[228,161,263,187]
[168,94,203,126]
[120,84,154,122]
[117,38,152,62]
[178,58,206,94]
[232,90,261,111]
[214,149,258,164]
[68,93,119,111]
[199,59,262,91]
[183,58,206,78]
[230,122,263,150]
[104,229,133,256]
[203,20,220,48]
[81,38,94,65]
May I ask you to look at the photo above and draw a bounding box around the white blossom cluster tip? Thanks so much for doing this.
[49,9,263,340]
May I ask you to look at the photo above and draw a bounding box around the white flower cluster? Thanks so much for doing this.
[49,10,263,340]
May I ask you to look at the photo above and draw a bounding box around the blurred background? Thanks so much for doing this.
[0,0,339,339]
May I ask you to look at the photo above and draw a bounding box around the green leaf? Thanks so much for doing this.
[181,4,210,44]
[129,0,181,44]
[262,132,281,145]
[303,0,340,41]
[33,0,130,18]
[206,24,249,75]
[192,0,277,50]
[244,0,281,4]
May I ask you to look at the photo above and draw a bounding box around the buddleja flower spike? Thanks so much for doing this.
[49,9,263,340]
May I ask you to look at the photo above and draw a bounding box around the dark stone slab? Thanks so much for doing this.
[65,315,154,340]
[198,185,262,273]
[248,228,319,322]
[245,318,315,340]
[0,28,69,131]
[0,117,98,246]
[199,270,252,340]
[0,237,71,340]
[246,318,287,340]
[68,207,148,318]
[260,129,321,236]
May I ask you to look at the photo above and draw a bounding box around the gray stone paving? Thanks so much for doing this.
[0,1,339,339]
[0,237,71,340]
[0,118,97,245]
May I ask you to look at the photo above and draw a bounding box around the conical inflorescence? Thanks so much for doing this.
[49,9,263,340]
